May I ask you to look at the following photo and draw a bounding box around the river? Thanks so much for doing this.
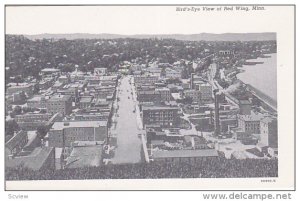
[237,53,277,102]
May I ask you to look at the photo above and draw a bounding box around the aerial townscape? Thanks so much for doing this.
[5,33,278,180]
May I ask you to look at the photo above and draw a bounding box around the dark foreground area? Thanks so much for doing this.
[6,158,278,180]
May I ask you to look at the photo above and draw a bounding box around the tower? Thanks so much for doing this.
[213,89,220,136]
[190,73,195,89]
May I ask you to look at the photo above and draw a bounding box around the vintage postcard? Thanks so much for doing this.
[4,5,295,190]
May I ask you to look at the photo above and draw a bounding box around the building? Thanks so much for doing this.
[184,135,209,150]
[57,84,81,101]
[27,96,47,109]
[93,86,116,100]
[219,118,237,133]
[197,83,213,103]
[40,68,61,76]
[6,147,55,171]
[260,117,278,148]
[151,149,219,163]
[145,67,162,77]
[184,89,202,104]
[165,68,181,79]
[58,75,69,84]
[5,130,28,158]
[94,67,107,75]
[6,91,25,104]
[38,78,54,90]
[137,90,161,103]
[237,112,265,134]
[155,88,171,102]
[48,121,108,147]
[46,94,72,115]
[79,96,93,109]
[133,75,159,86]
[219,50,235,56]
[65,144,103,169]
[190,73,204,89]
[7,83,34,97]
[14,113,52,131]
[142,106,179,128]
[90,100,113,113]
[239,100,252,115]
[74,113,111,121]
[52,81,65,91]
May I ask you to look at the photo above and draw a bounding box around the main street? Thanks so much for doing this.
[111,75,142,164]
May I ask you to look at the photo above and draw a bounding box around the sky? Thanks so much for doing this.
[5,6,293,35]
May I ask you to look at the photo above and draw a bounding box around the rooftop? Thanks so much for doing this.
[238,111,265,121]
[142,105,179,111]
[65,146,103,169]
[5,131,27,151]
[80,96,93,103]
[6,147,54,171]
[51,121,107,130]
[41,68,61,72]
[48,94,71,102]
[239,100,251,105]
[261,116,276,124]
[28,96,45,102]
[152,149,218,159]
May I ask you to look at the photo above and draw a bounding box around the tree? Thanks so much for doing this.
[13,106,22,115]
[177,96,193,105]
[33,84,40,94]
[37,125,49,139]
[181,66,189,79]
[5,120,19,138]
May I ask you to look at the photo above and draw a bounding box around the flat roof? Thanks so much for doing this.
[65,146,102,169]
[5,131,27,151]
[238,111,265,121]
[28,96,44,102]
[41,68,60,72]
[142,106,179,111]
[239,100,251,104]
[48,94,71,101]
[260,116,275,124]
[51,121,107,130]
[6,147,54,171]
[80,97,93,103]
[7,83,33,89]
[152,149,218,159]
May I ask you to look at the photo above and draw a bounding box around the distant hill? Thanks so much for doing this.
[22,32,276,41]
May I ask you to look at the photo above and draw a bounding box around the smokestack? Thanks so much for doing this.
[213,89,220,136]
[190,73,195,89]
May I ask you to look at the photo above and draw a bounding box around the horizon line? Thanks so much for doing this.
[5,32,277,36]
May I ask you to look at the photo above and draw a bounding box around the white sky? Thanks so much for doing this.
[5,6,293,35]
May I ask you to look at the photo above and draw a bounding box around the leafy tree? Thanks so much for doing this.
[5,120,19,137]
[181,66,189,79]
[177,96,193,105]
[37,125,49,139]
[33,84,40,94]
[13,106,22,115]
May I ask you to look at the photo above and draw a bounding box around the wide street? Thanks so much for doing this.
[111,75,142,164]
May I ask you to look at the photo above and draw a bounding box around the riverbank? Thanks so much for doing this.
[223,54,277,113]
[236,53,277,101]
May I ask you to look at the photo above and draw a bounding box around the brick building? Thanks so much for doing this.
[48,121,108,147]
[142,106,179,128]
[46,94,72,115]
